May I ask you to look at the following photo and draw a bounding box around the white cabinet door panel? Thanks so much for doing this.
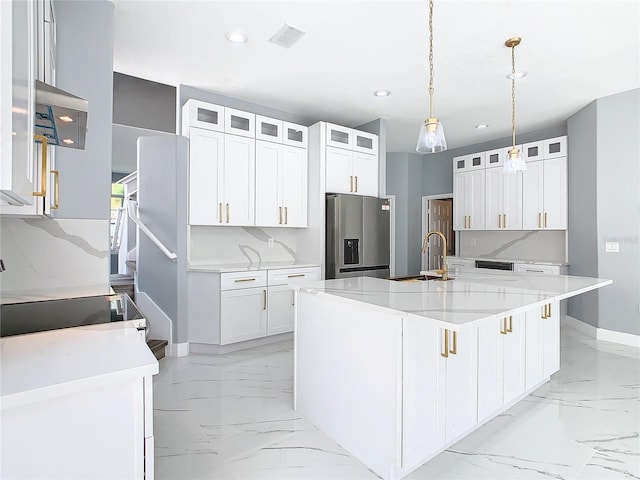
[188,128,224,225]
[503,171,523,230]
[220,287,267,344]
[255,141,282,227]
[485,168,502,230]
[267,285,294,335]
[477,318,503,421]
[325,146,352,194]
[351,152,378,196]
[525,307,545,389]
[281,146,307,227]
[502,314,526,403]
[453,173,466,230]
[467,170,485,230]
[445,327,478,441]
[542,157,567,229]
[223,135,255,226]
[542,301,560,377]
[522,160,544,230]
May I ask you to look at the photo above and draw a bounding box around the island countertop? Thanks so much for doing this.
[292,271,612,330]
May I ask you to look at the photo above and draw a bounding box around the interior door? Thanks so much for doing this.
[427,199,453,270]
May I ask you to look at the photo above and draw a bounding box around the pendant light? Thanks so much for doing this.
[416,0,446,154]
[503,37,526,173]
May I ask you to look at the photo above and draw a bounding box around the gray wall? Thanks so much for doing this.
[113,73,176,132]
[567,100,599,327]
[596,89,639,335]
[53,0,113,220]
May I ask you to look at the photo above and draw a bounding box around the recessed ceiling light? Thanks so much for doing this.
[373,89,391,97]
[475,124,489,129]
[62,138,74,144]
[58,115,74,123]
[506,71,527,80]
[225,31,248,44]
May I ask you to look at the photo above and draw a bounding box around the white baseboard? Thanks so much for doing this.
[597,328,640,348]
[190,332,293,355]
[563,315,639,348]
[563,315,597,337]
[168,342,190,357]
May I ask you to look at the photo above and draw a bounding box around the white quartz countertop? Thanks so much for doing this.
[292,270,611,330]
[449,256,568,266]
[1,324,159,409]
[188,261,321,273]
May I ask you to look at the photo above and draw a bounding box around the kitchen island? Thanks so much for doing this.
[292,271,611,480]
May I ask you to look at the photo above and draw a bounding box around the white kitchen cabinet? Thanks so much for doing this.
[325,147,378,196]
[224,107,255,138]
[522,141,544,162]
[403,323,477,468]
[522,157,567,230]
[452,152,485,173]
[188,127,224,225]
[485,148,504,168]
[543,136,567,159]
[353,130,378,155]
[220,286,268,344]
[525,300,560,389]
[256,115,283,143]
[514,263,562,275]
[446,257,475,271]
[478,313,526,422]
[485,167,522,230]
[182,99,225,132]
[255,141,307,227]
[267,284,295,335]
[326,123,354,149]
[223,135,255,225]
[453,170,485,230]
[283,122,308,148]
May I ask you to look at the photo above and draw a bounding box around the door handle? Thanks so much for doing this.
[355,176,358,192]
[538,212,542,228]
[263,289,267,310]
[226,203,230,223]
[544,212,548,228]
[498,214,502,228]
[507,315,513,333]
[500,317,508,335]
[449,331,457,355]
[51,170,59,209]
[503,214,507,228]
[350,175,353,192]
[32,135,48,197]
[285,206,288,224]
[441,329,449,358]
[279,206,282,225]
[219,203,223,223]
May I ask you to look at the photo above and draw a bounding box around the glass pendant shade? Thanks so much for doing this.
[416,118,447,153]
[503,147,527,173]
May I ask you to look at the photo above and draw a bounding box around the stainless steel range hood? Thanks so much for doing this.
[35,80,88,149]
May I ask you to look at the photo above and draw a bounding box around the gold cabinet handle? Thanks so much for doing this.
[226,203,230,223]
[350,175,354,192]
[32,135,48,197]
[547,304,552,318]
[538,212,542,228]
[503,214,507,228]
[288,273,305,278]
[219,203,223,223]
[51,170,59,209]
[544,212,548,228]
[500,317,508,335]
[542,304,549,319]
[468,215,471,228]
[285,206,288,224]
[498,214,502,228]
[263,289,267,310]
[355,176,358,192]
[449,331,457,355]
[441,329,449,358]
[507,315,513,333]
[234,277,256,283]
[279,206,283,225]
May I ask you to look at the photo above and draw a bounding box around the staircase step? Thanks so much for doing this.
[147,339,168,361]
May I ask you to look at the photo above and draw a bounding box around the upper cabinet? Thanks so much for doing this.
[182,100,308,228]
[1,0,58,217]
[453,135,567,232]
[322,123,379,196]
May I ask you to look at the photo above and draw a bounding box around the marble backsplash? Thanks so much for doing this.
[188,226,299,265]
[0,218,110,303]
[458,230,566,263]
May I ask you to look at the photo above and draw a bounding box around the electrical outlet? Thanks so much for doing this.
[267,237,274,248]
[605,242,619,253]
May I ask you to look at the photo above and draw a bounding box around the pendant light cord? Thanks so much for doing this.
[428,0,434,119]
[511,45,517,148]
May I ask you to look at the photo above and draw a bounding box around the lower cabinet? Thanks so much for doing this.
[189,266,321,346]
[477,313,526,422]
[402,322,477,469]
[525,300,560,388]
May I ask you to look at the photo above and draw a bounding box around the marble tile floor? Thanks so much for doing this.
[153,325,640,480]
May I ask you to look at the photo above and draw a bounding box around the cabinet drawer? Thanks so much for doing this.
[326,123,353,149]
[256,115,283,143]
[353,130,378,155]
[514,264,560,275]
[221,270,267,290]
[183,99,225,132]
[268,267,321,286]
[224,107,255,138]
[543,136,567,159]
[283,122,308,147]
[522,141,543,162]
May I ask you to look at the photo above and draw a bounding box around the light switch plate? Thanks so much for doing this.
[605,242,619,253]
[267,237,274,248]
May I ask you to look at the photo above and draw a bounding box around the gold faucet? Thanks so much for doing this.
[421,230,449,281]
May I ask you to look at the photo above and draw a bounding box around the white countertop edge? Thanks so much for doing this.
[1,361,159,410]
[188,262,321,273]
[449,256,568,266]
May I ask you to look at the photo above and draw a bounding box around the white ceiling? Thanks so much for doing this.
[111,0,640,153]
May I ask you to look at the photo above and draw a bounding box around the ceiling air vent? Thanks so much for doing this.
[269,24,305,49]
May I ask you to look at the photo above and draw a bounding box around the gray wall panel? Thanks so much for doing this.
[53,1,113,220]
[113,73,176,132]
[566,100,599,326]
[386,153,409,276]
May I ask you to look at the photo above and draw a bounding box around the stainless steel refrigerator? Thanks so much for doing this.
[326,193,390,279]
